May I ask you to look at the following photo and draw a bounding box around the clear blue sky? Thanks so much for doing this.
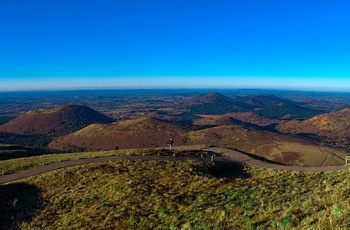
[1,0,350,91]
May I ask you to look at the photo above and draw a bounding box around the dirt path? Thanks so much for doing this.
[1,147,350,184]
[204,147,350,172]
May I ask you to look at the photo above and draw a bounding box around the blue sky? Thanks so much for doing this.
[1,0,350,91]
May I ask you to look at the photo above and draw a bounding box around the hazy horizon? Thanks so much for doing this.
[1,87,350,94]
[1,1,350,91]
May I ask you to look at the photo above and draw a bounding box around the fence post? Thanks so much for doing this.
[345,156,350,166]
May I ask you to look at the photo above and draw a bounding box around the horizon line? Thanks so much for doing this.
[1,86,350,94]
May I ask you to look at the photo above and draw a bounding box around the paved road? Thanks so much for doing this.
[1,147,350,184]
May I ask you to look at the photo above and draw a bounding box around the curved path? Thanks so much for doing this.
[205,147,350,172]
[1,147,350,184]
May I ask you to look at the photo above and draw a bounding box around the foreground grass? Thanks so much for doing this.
[0,149,216,175]
[3,160,350,229]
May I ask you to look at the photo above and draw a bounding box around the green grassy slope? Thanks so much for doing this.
[3,160,350,229]
[0,148,213,175]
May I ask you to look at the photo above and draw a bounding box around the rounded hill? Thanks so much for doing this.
[179,92,246,115]
[182,92,232,104]
[0,105,114,137]
[49,117,188,151]
[277,108,350,147]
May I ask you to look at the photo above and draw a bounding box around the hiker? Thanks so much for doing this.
[168,139,174,150]
[115,145,119,150]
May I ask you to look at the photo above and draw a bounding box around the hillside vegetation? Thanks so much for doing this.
[3,160,350,229]
[0,148,212,175]
[225,112,280,126]
[277,108,350,148]
[0,105,114,137]
[1,93,349,168]
[187,125,348,167]
[47,116,349,167]
[49,117,188,151]
[179,93,322,119]
[0,132,52,149]
[0,144,46,161]
[0,116,14,126]
[237,94,286,107]
[192,112,280,127]
[179,92,247,115]
[255,102,321,119]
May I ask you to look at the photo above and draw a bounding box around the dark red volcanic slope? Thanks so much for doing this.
[0,105,114,137]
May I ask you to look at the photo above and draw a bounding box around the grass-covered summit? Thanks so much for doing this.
[2,158,350,229]
[49,117,188,151]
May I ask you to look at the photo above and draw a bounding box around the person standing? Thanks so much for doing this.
[168,139,174,150]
